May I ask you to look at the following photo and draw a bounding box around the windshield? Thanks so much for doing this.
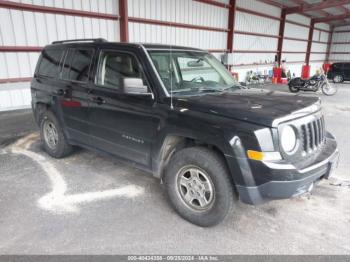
[148,50,241,95]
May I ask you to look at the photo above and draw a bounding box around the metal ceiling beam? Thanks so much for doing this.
[286,0,350,14]
[257,0,284,8]
[314,12,350,23]
[337,5,350,13]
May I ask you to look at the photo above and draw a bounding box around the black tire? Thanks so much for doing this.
[333,75,343,83]
[164,147,235,227]
[39,110,73,158]
[288,84,299,93]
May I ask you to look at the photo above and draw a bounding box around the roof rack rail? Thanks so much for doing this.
[52,38,107,44]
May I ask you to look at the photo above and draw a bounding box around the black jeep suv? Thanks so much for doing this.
[31,39,339,227]
[327,62,350,83]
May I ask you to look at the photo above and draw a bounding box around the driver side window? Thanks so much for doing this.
[96,51,147,91]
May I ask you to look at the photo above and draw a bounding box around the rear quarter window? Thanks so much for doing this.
[37,49,64,78]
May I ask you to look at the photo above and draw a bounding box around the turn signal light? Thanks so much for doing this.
[247,150,282,161]
[247,150,264,161]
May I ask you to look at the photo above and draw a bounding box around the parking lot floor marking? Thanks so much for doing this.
[9,133,144,214]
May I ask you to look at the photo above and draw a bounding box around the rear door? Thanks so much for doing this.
[343,63,350,80]
[58,47,95,145]
[87,48,159,167]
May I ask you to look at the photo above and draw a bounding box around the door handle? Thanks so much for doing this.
[90,96,105,105]
[55,89,67,96]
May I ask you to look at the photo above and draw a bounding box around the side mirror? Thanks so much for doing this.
[122,78,152,96]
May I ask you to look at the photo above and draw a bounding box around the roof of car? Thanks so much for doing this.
[46,39,205,52]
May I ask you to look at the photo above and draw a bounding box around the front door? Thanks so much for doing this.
[88,49,159,167]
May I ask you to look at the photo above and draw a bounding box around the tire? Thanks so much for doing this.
[321,82,338,96]
[333,75,343,83]
[39,110,73,158]
[288,84,299,93]
[164,147,235,227]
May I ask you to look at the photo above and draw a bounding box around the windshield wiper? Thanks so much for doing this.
[171,87,223,94]
[222,84,244,91]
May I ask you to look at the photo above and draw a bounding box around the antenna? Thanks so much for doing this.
[170,38,174,110]
[169,3,175,110]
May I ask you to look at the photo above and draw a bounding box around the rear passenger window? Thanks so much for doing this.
[343,63,350,69]
[61,49,94,82]
[37,49,64,78]
[96,51,146,90]
[333,64,343,70]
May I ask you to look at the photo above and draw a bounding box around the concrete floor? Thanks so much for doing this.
[0,84,349,255]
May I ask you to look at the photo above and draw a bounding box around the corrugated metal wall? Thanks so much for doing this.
[0,0,120,111]
[128,0,229,50]
[0,0,336,111]
[329,25,350,62]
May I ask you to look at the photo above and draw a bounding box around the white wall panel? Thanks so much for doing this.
[129,22,227,50]
[313,30,329,42]
[311,43,327,53]
[310,53,326,61]
[234,35,277,51]
[128,0,228,29]
[284,23,309,39]
[0,1,121,111]
[0,8,120,46]
[235,12,279,35]
[237,0,281,18]
[282,40,307,52]
[334,25,350,31]
[329,54,350,61]
[333,32,350,42]
[286,14,310,25]
[8,0,119,15]
[0,82,31,111]
[331,44,350,53]
[231,53,275,65]
[282,53,305,63]
[315,23,330,31]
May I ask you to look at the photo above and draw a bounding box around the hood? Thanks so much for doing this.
[173,89,320,127]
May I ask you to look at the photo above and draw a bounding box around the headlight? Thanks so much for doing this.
[280,125,297,153]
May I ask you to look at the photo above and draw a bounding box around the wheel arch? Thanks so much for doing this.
[154,134,236,187]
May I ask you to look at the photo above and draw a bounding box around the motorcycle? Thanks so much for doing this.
[288,72,338,96]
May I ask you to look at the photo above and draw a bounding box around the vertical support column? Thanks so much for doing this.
[226,0,236,53]
[119,0,129,42]
[277,9,286,67]
[305,19,315,66]
[325,25,334,63]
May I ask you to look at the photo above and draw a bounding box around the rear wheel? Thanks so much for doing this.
[288,84,300,93]
[39,110,73,158]
[333,75,343,83]
[164,147,235,227]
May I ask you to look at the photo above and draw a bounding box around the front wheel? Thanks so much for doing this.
[322,82,338,96]
[164,147,235,227]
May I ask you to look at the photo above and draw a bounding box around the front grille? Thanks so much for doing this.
[300,116,325,154]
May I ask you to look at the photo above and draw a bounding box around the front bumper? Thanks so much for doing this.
[235,132,339,205]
